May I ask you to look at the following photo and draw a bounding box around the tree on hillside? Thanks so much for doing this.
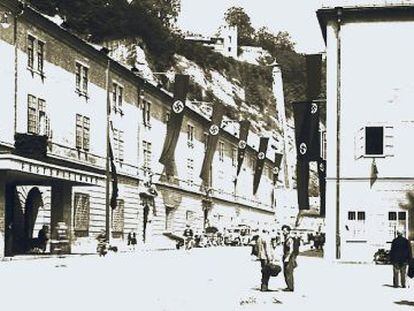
[224,6,255,46]
[132,0,181,29]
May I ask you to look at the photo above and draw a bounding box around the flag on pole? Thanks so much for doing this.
[159,74,190,176]
[236,120,250,176]
[108,140,118,210]
[200,102,226,186]
[306,53,322,101]
[253,137,269,195]
[370,158,378,188]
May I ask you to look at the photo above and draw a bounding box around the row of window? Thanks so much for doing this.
[347,211,406,221]
[73,193,124,237]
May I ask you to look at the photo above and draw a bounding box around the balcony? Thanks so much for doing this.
[14,133,48,158]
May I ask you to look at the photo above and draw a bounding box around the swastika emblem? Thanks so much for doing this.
[209,124,219,136]
[299,142,307,155]
[258,152,265,160]
[319,162,325,172]
[172,100,184,114]
[273,167,279,174]
[238,140,247,149]
[311,103,318,114]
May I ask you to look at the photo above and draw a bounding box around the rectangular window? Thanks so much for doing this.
[143,140,152,174]
[219,141,225,162]
[389,211,397,221]
[37,40,44,73]
[365,127,384,156]
[113,128,124,162]
[348,211,356,220]
[231,147,237,167]
[75,62,89,96]
[75,114,90,151]
[74,193,90,237]
[27,95,49,136]
[112,199,124,236]
[112,82,123,113]
[186,158,194,186]
[398,212,406,221]
[165,111,170,123]
[187,124,194,147]
[357,211,366,221]
[204,132,209,151]
[143,100,151,127]
[27,35,35,69]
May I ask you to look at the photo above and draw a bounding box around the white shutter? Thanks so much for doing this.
[355,127,365,159]
[384,125,394,157]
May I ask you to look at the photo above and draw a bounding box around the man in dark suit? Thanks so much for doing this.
[390,231,412,288]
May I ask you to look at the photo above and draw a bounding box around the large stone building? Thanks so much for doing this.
[318,3,414,261]
[0,0,284,257]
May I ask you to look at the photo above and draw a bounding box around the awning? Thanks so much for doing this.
[0,154,104,186]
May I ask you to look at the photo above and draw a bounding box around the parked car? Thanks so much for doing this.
[373,248,391,265]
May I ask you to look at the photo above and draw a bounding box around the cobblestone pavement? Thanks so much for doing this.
[0,247,413,311]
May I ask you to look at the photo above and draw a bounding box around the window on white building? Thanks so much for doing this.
[231,147,237,167]
[219,141,225,162]
[142,100,151,127]
[142,140,152,174]
[203,132,209,151]
[75,114,90,151]
[27,94,50,136]
[355,125,394,158]
[112,128,124,162]
[75,62,89,97]
[74,193,90,237]
[112,82,123,114]
[112,198,124,237]
[388,211,407,239]
[187,124,194,148]
[27,35,45,76]
[186,158,194,186]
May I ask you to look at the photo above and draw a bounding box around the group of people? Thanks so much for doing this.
[254,225,299,292]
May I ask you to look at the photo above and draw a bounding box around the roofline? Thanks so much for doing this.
[4,0,278,164]
[317,5,414,43]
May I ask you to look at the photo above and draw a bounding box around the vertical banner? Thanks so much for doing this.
[296,159,310,210]
[306,53,322,101]
[253,137,269,195]
[200,102,226,185]
[293,101,312,161]
[236,120,250,176]
[318,159,326,216]
[159,74,190,175]
[109,140,118,210]
[308,101,321,161]
[273,152,283,185]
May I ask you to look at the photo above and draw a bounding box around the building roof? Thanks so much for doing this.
[317,4,414,42]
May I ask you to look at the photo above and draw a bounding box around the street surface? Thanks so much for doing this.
[0,247,413,311]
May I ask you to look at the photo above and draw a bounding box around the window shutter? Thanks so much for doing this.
[355,127,365,159]
[384,125,394,157]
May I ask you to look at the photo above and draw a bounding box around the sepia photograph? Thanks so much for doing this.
[0,0,413,310]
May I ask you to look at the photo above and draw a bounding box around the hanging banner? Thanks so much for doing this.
[253,137,269,195]
[109,140,118,210]
[306,53,322,101]
[293,101,320,161]
[296,159,310,210]
[159,74,190,175]
[318,159,326,216]
[236,120,250,176]
[200,102,226,186]
[273,152,283,185]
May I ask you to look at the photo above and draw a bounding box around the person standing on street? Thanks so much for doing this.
[390,231,412,288]
[282,225,297,292]
[183,225,194,250]
[256,229,271,291]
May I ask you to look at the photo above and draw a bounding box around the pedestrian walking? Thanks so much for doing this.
[282,225,297,292]
[390,231,412,288]
[260,237,283,291]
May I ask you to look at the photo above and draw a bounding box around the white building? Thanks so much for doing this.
[318,4,414,261]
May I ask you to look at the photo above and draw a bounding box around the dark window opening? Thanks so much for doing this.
[365,127,383,155]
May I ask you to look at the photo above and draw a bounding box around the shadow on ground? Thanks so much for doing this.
[395,300,414,306]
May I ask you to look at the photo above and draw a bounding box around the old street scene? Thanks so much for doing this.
[1,0,414,310]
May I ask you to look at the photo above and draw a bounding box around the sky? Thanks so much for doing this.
[177,0,326,53]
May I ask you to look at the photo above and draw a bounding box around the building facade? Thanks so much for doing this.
[0,0,281,257]
[318,4,414,261]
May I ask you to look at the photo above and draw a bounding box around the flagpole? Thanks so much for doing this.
[105,58,111,242]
